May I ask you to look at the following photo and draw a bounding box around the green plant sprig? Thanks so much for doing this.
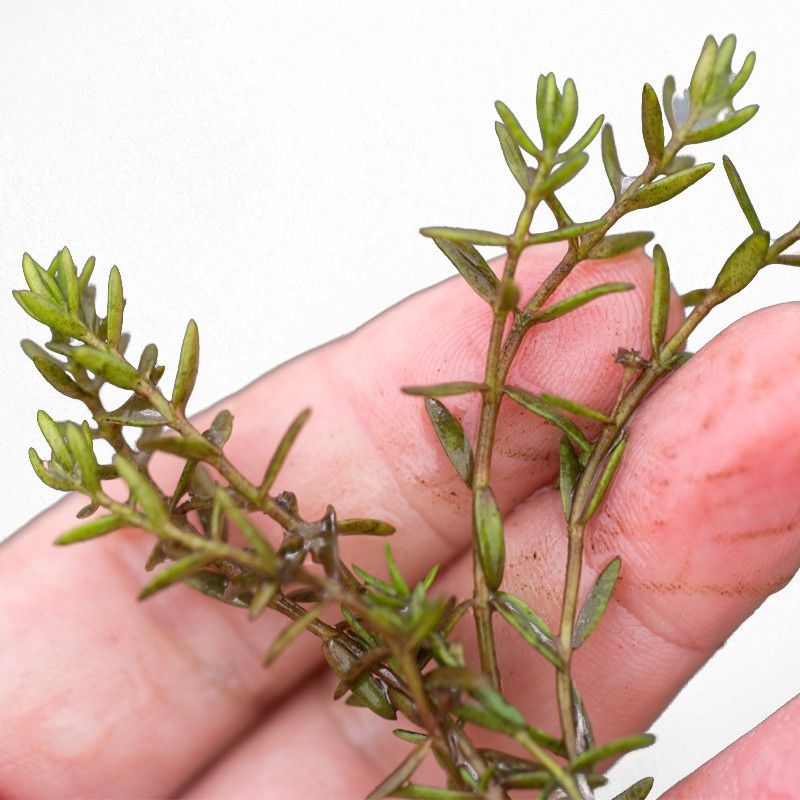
[15,33,800,800]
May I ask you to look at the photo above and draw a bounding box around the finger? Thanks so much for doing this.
[0,244,677,798]
[178,302,800,797]
[661,693,800,797]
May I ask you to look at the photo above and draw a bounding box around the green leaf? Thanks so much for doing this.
[214,487,276,568]
[32,356,88,400]
[172,319,199,411]
[70,346,142,390]
[571,732,655,772]
[495,121,530,190]
[601,124,624,199]
[337,517,395,536]
[581,434,627,522]
[420,227,509,247]
[266,602,329,664]
[729,50,756,97]
[495,100,542,158]
[650,244,671,356]
[113,455,169,526]
[13,290,90,341]
[662,74,677,131]
[57,246,80,318]
[424,397,474,485]
[105,266,124,350]
[474,487,504,591]
[711,230,770,299]
[54,513,127,545]
[402,381,485,397]
[29,447,76,491]
[205,409,234,447]
[139,552,217,600]
[366,739,432,800]
[541,152,588,194]
[587,231,654,260]
[685,104,758,145]
[554,77,578,144]
[627,163,713,210]
[722,155,762,233]
[528,283,634,327]
[541,393,611,425]
[140,434,218,460]
[503,386,591,456]
[391,787,476,800]
[493,593,562,668]
[259,407,311,496]
[36,410,73,469]
[78,255,96,294]
[611,777,655,800]
[680,288,708,307]
[537,72,559,148]
[249,581,278,619]
[689,35,718,107]
[384,544,409,595]
[22,253,63,305]
[559,436,581,520]
[640,83,664,165]
[521,218,605,249]
[64,422,99,493]
[572,556,622,648]
[558,113,604,162]
[426,237,500,305]
[183,571,249,607]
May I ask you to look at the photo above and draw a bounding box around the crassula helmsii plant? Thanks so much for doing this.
[12,35,799,799]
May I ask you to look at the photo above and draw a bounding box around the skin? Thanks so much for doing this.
[1,243,799,799]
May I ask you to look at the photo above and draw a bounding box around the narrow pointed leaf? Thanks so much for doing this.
[627,163,713,210]
[572,556,622,648]
[601,124,624,198]
[384,545,409,595]
[29,448,76,490]
[58,247,80,318]
[64,422,99,493]
[402,381,485,397]
[571,733,655,772]
[424,397,473,485]
[611,777,655,800]
[587,231,654,260]
[495,101,542,157]
[711,230,770,299]
[249,580,278,618]
[680,288,708,307]
[689,35,718,107]
[426,237,500,304]
[259,408,311,496]
[541,152,588,194]
[32,357,88,400]
[420,227,509,246]
[650,244,671,356]
[554,77,578,143]
[172,319,200,411]
[106,266,124,350]
[662,75,677,131]
[140,435,218,460]
[70,346,142,390]
[78,256,95,293]
[493,593,562,668]
[215,488,276,568]
[392,788,476,800]
[504,386,591,455]
[495,121,530,190]
[581,434,627,522]
[139,552,217,600]
[13,290,90,341]
[685,104,758,145]
[521,218,605,248]
[366,739,432,800]
[455,704,520,737]
[22,253,62,304]
[36,410,73,469]
[559,436,581,520]
[641,83,664,165]
[113,455,169,525]
[337,518,395,536]
[474,487,504,591]
[729,50,756,97]
[558,113,604,162]
[529,282,634,326]
[267,602,330,664]
[541,393,611,424]
[722,155,762,232]
[54,513,127,545]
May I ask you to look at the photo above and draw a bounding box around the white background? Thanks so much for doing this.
[1,2,798,796]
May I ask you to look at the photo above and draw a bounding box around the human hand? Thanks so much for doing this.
[2,245,799,798]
